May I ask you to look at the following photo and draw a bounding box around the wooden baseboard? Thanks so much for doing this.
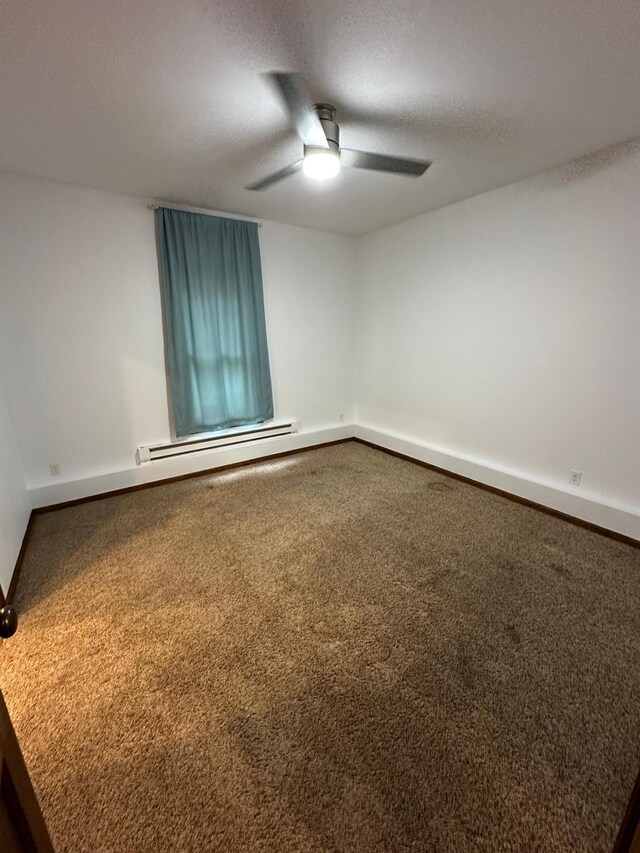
[353,437,639,550]
[613,770,640,853]
[5,434,638,605]
[34,438,353,513]
[2,438,354,602]
[29,426,355,508]
[4,514,37,606]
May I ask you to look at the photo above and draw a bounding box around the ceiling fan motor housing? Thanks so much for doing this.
[313,103,339,152]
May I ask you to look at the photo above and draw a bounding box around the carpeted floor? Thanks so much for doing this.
[1,441,639,852]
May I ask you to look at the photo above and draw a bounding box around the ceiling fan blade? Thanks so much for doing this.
[266,72,329,149]
[245,160,303,191]
[340,148,430,176]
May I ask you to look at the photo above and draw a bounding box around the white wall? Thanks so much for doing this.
[0,173,356,503]
[0,378,30,596]
[356,145,640,538]
[1,148,639,537]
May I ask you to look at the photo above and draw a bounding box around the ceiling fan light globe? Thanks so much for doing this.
[303,148,341,181]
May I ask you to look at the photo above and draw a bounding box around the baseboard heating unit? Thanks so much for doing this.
[137,420,299,464]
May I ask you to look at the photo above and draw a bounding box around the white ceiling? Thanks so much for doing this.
[2,0,640,235]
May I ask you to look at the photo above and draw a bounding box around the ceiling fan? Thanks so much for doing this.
[246,72,431,191]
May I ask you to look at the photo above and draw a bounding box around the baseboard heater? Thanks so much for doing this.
[137,420,299,464]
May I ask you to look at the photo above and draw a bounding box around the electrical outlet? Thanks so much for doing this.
[49,463,62,477]
[570,469,582,486]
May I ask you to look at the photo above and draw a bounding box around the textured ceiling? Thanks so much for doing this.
[2,0,640,235]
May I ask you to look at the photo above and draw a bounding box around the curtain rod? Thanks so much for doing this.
[147,201,262,226]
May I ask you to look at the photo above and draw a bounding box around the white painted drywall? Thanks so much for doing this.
[0,379,30,596]
[0,173,356,496]
[1,144,639,535]
[356,143,640,533]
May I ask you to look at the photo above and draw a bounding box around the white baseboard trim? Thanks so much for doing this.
[355,424,640,542]
[29,425,355,508]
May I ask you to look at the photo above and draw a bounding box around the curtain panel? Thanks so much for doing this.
[155,208,274,437]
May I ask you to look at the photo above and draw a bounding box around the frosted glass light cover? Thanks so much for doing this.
[303,149,341,180]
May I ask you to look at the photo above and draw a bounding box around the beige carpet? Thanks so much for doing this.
[1,441,639,852]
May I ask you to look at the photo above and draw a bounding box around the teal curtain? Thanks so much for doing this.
[155,208,274,437]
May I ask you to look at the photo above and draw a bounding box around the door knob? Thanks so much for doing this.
[0,605,18,638]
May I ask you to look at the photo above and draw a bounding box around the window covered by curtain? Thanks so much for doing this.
[155,207,274,437]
